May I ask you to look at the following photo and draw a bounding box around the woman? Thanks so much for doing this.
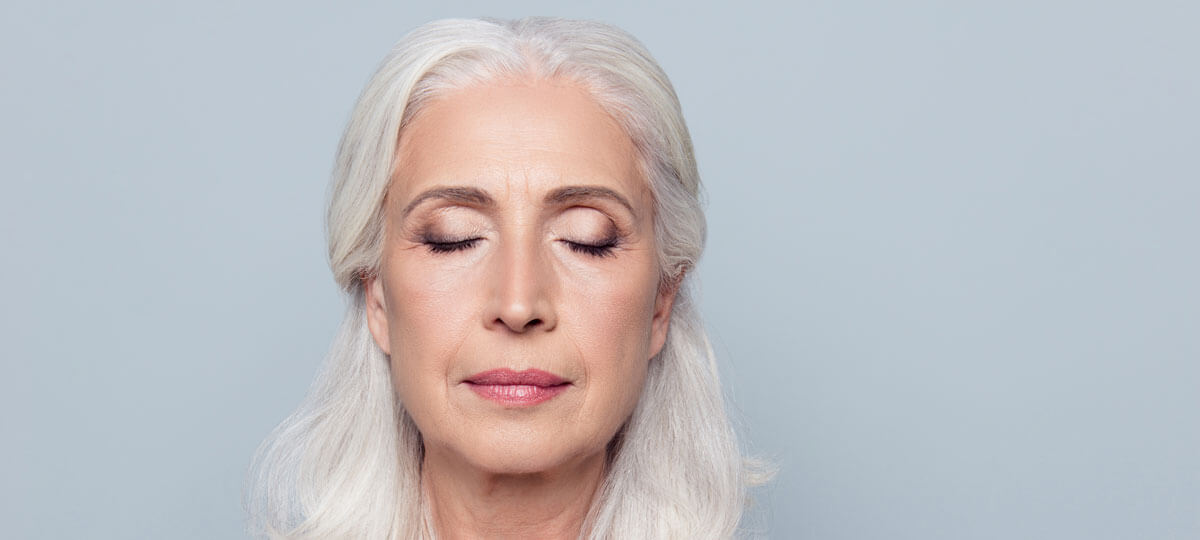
[247,16,764,539]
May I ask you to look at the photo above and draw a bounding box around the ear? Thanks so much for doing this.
[648,272,683,359]
[363,273,392,355]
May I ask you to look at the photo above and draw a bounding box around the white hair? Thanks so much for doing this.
[246,17,766,539]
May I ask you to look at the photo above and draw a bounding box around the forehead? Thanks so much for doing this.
[391,78,648,210]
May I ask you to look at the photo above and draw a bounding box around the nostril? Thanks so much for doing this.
[494,317,544,332]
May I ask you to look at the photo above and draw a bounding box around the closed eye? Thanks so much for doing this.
[425,238,481,254]
[564,239,618,258]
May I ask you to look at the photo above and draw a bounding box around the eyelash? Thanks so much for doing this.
[421,237,618,258]
[424,238,481,254]
[565,239,618,258]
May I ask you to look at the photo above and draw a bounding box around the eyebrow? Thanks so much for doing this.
[401,187,495,219]
[543,185,635,215]
[400,184,635,218]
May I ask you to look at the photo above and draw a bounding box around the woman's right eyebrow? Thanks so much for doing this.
[400,186,494,219]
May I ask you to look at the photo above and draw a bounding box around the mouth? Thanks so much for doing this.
[463,368,571,407]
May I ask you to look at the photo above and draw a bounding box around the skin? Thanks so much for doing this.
[364,77,679,539]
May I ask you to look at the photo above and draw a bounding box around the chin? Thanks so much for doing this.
[455,425,608,476]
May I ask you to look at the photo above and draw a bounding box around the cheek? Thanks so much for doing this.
[561,266,660,426]
[383,258,480,405]
[561,253,659,352]
[568,286,655,354]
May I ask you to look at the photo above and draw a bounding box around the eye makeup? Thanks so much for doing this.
[423,236,483,254]
[403,204,489,255]
[402,202,631,259]
[414,220,486,254]
[559,230,618,257]
[553,206,626,259]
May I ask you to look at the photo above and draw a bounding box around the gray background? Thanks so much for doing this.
[2,1,1196,538]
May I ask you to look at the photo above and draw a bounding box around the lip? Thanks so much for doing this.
[463,368,570,407]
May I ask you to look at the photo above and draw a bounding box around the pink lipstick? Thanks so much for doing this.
[464,368,570,407]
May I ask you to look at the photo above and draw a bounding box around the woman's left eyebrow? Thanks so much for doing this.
[543,185,635,215]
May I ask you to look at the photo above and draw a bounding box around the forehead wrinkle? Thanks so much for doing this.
[391,78,651,223]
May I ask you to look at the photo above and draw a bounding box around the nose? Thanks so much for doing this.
[486,236,557,334]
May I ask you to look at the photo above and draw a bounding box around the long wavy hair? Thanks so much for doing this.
[246,16,764,539]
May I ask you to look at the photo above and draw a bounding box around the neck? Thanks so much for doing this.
[420,447,606,540]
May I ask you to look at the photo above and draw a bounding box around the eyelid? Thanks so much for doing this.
[409,208,489,254]
[551,207,625,259]
[562,203,634,229]
[560,234,619,258]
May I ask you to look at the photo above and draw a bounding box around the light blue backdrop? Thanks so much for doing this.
[2,1,1196,538]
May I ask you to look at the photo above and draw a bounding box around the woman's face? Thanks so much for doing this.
[364,78,678,474]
